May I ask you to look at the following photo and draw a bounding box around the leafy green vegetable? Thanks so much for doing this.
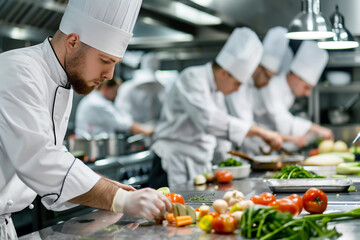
[273,165,325,179]
[218,157,243,167]
[240,205,342,240]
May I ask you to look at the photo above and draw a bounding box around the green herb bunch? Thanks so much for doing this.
[273,165,325,179]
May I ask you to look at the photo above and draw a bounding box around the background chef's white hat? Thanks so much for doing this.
[140,52,160,72]
[290,41,329,86]
[260,26,289,74]
[216,27,263,83]
[278,47,294,74]
[59,0,142,58]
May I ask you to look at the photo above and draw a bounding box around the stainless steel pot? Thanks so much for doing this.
[68,137,108,162]
[107,134,126,156]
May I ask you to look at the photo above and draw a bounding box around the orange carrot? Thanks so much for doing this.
[175,215,193,227]
[198,205,210,219]
[166,212,175,223]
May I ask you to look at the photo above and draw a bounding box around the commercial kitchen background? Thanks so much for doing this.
[1,0,360,236]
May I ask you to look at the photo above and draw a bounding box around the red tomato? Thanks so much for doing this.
[211,214,237,234]
[309,149,319,157]
[250,192,276,206]
[302,188,328,214]
[165,193,185,204]
[268,198,298,216]
[215,170,233,183]
[284,194,303,216]
[209,212,219,218]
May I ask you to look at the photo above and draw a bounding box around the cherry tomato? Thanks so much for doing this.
[211,214,237,234]
[302,188,328,214]
[209,212,219,218]
[215,170,233,183]
[268,198,298,216]
[284,194,303,216]
[250,192,276,206]
[309,149,319,157]
[165,193,185,204]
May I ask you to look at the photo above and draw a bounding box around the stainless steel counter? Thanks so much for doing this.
[19,171,360,240]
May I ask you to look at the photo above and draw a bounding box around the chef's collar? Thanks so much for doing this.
[42,37,69,88]
[206,62,217,92]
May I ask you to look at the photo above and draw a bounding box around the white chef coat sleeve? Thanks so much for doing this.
[0,67,100,211]
[176,69,251,146]
[261,86,312,136]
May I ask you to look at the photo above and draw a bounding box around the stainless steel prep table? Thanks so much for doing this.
[19,176,360,240]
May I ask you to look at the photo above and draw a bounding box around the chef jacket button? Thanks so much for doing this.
[58,89,61,95]
[54,115,59,121]
[65,117,69,122]
[7,200,13,206]
[29,204,34,210]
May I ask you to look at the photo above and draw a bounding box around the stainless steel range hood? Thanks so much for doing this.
[0,0,359,49]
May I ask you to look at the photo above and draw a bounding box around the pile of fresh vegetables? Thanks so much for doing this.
[156,186,360,239]
[273,165,325,179]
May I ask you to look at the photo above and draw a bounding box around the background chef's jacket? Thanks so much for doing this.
[115,80,163,127]
[151,62,251,186]
[225,79,257,123]
[0,38,100,215]
[76,91,133,137]
[254,73,312,136]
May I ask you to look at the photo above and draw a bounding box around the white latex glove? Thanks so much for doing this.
[111,188,172,220]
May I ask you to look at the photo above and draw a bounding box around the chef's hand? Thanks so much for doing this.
[311,124,334,140]
[262,129,283,150]
[111,181,136,191]
[292,135,307,149]
[112,188,172,220]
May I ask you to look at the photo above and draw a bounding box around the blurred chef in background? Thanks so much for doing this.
[221,27,288,157]
[115,52,178,130]
[252,40,333,152]
[149,27,283,188]
[75,76,153,138]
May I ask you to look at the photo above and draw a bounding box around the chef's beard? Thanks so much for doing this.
[66,46,95,95]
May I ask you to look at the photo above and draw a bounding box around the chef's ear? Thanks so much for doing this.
[65,33,81,53]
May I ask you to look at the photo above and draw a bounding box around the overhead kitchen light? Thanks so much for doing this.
[317,5,359,50]
[286,0,335,40]
[171,1,222,25]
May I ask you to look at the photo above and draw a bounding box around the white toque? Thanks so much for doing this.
[290,41,329,86]
[261,26,289,74]
[60,0,142,58]
[216,27,263,84]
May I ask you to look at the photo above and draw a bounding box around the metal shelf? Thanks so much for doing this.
[316,82,360,93]
[327,51,360,68]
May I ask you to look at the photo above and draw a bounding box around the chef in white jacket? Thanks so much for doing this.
[226,27,289,123]
[150,28,283,188]
[75,77,153,138]
[224,27,289,156]
[115,52,177,129]
[0,1,172,239]
[254,40,333,150]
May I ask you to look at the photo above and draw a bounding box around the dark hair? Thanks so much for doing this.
[97,77,122,90]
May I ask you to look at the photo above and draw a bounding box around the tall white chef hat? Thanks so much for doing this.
[260,26,289,74]
[59,0,142,58]
[216,27,263,83]
[290,41,329,86]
